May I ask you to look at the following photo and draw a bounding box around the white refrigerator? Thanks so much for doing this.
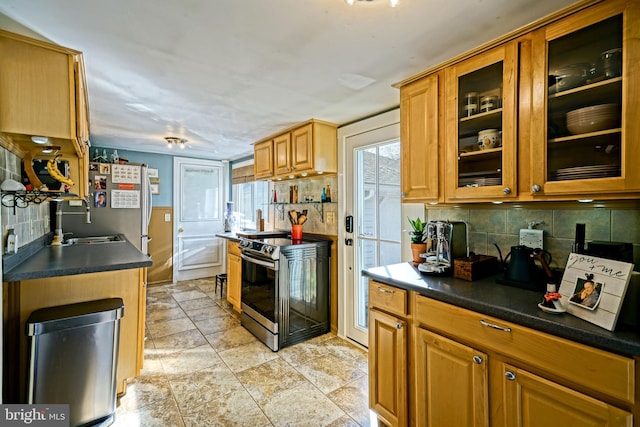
[63,163,152,254]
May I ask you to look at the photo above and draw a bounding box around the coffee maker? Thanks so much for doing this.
[418,221,468,275]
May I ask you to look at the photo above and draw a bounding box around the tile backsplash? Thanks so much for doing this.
[426,204,640,271]
[0,146,51,251]
[269,176,338,236]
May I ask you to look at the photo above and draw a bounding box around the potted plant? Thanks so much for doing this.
[408,217,427,265]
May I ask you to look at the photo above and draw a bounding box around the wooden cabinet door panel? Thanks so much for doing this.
[445,43,518,201]
[400,73,440,201]
[254,140,274,179]
[369,308,407,427]
[0,33,74,139]
[292,123,314,172]
[274,133,292,175]
[500,362,632,427]
[415,328,489,427]
[529,0,640,196]
[227,253,241,311]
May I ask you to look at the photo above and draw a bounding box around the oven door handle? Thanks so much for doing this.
[241,253,277,270]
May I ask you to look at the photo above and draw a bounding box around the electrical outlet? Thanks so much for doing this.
[326,212,336,224]
[164,213,171,222]
[520,229,544,249]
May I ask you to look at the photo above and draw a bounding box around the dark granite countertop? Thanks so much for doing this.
[215,231,242,241]
[3,235,152,281]
[363,262,640,357]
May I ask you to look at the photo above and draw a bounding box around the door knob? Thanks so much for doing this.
[472,355,483,364]
[178,227,184,233]
[505,371,516,381]
[531,184,541,193]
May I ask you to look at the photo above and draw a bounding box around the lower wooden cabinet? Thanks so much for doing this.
[498,362,632,427]
[5,268,146,400]
[368,279,636,427]
[226,240,242,311]
[414,328,488,427]
[369,308,408,427]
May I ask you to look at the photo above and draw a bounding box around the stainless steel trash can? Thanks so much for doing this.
[26,298,125,427]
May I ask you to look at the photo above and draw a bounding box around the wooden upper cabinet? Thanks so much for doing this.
[273,132,292,176]
[400,72,441,202]
[254,139,275,179]
[0,30,78,141]
[253,120,337,180]
[444,42,518,202]
[527,0,640,198]
[0,30,90,200]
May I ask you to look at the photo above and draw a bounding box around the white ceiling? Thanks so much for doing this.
[0,0,578,161]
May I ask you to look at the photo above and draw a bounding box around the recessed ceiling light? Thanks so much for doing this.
[31,136,49,145]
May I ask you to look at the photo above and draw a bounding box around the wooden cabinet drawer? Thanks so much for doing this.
[415,295,635,404]
[369,281,408,317]
[227,240,241,257]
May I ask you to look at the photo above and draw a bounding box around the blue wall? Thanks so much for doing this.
[92,147,173,206]
[92,148,250,207]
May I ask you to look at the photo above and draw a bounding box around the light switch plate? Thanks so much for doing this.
[519,229,543,249]
[69,200,83,207]
[326,212,335,224]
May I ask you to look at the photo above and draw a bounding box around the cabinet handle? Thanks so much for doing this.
[396,322,404,329]
[480,319,512,332]
[377,287,395,294]
[505,371,516,381]
[531,184,541,193]
[503,187,512,195]
[472,355,483,364]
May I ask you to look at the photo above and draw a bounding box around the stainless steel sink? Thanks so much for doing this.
[65,235,125,245]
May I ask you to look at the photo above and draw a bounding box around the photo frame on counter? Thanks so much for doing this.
[558,253,634,331]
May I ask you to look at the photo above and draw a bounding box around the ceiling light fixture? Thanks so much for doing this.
[31,136,49,145]
[345,0,399,6]
[165,136,187,149]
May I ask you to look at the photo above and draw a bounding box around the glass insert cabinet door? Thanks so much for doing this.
[445,42,518,201]
[531,0,640,196]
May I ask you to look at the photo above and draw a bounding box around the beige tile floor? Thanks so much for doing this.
[113,278,371,427]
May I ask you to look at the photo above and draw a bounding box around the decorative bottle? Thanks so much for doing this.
[326,185,332,202]
[321,187,327,202]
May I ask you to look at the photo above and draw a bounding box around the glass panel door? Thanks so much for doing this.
[546,15,622,182]
[456,62,504,189]
[353,141,401,337]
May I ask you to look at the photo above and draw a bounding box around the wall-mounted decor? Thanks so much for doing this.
[150,183,160,195]
[148,168,159,178]
[558,253,634,331]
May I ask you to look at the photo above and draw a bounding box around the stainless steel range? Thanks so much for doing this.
[238,235,330,351]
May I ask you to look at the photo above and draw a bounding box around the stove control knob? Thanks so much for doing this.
[264,246,274,254]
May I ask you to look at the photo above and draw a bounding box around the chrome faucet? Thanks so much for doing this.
[82,196,91,224]
[52,200,64,245]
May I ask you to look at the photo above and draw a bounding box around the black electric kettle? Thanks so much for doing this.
[495,244,552,291]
